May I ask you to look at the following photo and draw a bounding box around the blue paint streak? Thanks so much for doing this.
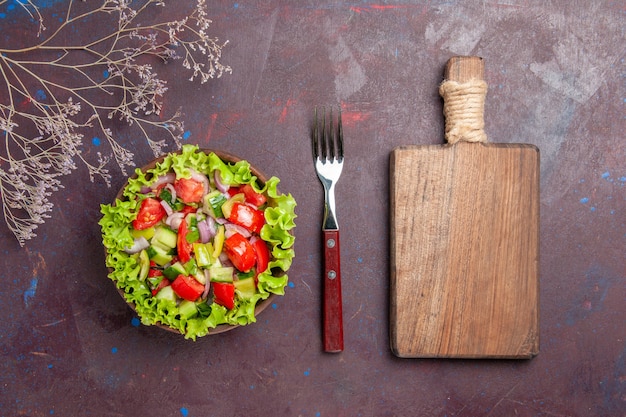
[580,197,590,204]
[23,278,38,307]
[34,89,47,101]
[601,171,610,179]
[28,0,65,8]
[180,407,189,417]
[183,130,191,140]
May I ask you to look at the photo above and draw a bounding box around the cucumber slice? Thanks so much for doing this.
[131,227,155,240]
[184,259,198,276]
[204,191,227,218]
[209,266,234,283]
[163,262,186,280]
[155,285,177,302]
[221,193,245,219]
[147,243,174,266]
[152,226,178,249]
[234,277,256,299]
[178,300,198,319]
[192,270,207,285]
[138,249,150,281]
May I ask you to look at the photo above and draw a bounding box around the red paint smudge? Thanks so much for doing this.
[203,112,242,142]
[340,110,370,127]
[278,98,296,124]
[205,113,218,142]
[350,4,408,13]
[17,96,31,110]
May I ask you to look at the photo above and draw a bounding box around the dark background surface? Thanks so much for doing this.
[1,1,624,416]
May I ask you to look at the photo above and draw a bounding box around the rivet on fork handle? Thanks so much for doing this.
[323,229,343,352]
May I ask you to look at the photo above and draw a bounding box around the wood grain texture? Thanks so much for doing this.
[445,55,484,83]
[390,142,540,358]
[390,56,540,359]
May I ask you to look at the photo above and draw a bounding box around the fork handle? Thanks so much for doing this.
[323,229,343,353]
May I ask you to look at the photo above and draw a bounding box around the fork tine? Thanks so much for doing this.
[313,107,320,159]
[321,106,328,160]
[313,105,344,162]
[328,107,335,160]
[337,107,344,160]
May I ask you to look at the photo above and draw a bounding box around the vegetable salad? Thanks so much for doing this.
[100,145,296,339]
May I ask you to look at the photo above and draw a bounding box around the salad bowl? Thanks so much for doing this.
[100,145,297,339]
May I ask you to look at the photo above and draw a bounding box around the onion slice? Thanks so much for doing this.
[225,222,251,238]
[165,212,184,230]
[197,219,214,243]
[160,200,173,217]
[214,170,229,193]
[124,237,150,254]
[202,270,211,299]
[164,183,177,203]
[150,173,176,190]
[219,252,233,267]
[205,216,217,235]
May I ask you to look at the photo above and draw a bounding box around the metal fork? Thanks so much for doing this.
[312,106,344,353]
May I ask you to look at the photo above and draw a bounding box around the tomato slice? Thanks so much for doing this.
[212,281,235,309]
[177,219,193,264]
[251,238,270,274]
[133,197,166,230]
[224,232,256,272]
[175,177,205,204]
[171,274,204,301]
[241,184,267,207]
[151,277,171,296]
[148,268,163,278]
[226,186,241,197]
[228,202,265,235]
[180,205,197,215]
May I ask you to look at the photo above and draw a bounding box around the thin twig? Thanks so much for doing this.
[0,0,231,245]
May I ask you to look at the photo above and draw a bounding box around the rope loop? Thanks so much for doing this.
[439,79,488,144]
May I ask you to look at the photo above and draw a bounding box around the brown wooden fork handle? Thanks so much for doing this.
[323,229,343,352]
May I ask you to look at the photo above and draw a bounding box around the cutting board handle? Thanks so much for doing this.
[440,56,488,144]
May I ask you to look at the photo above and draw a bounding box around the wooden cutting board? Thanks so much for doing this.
[389,56,539,359]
